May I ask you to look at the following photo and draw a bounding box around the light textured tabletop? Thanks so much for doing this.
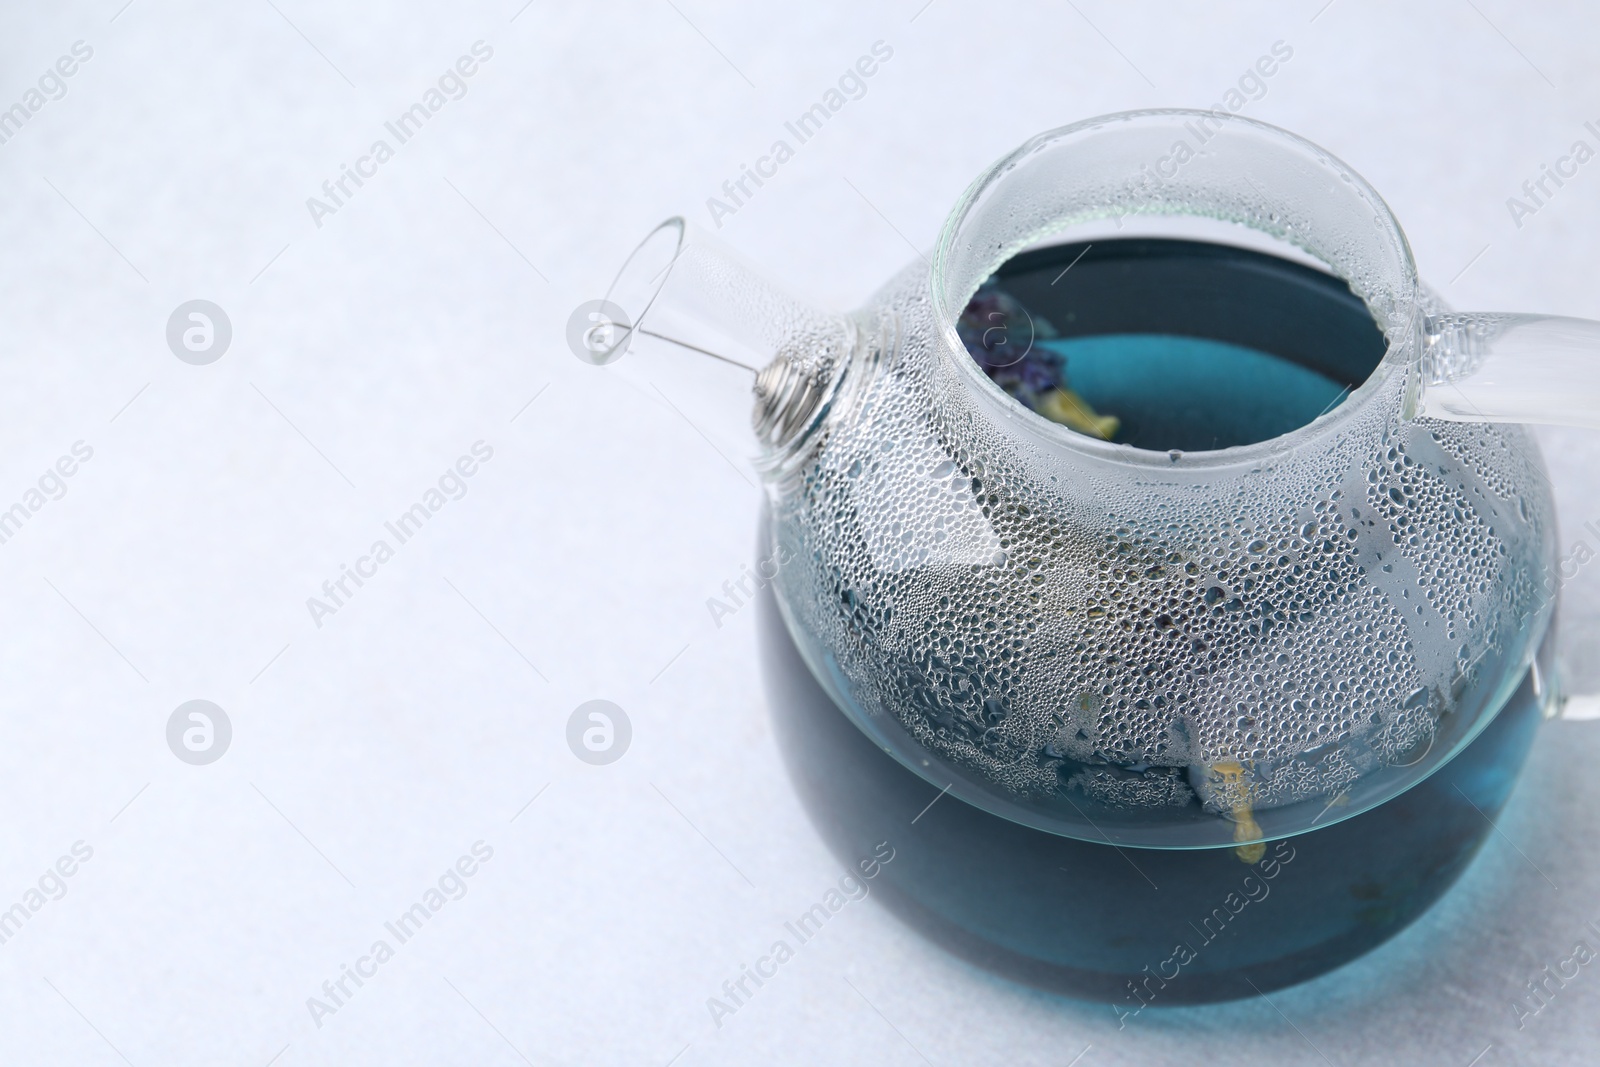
[0,1,1598,1064]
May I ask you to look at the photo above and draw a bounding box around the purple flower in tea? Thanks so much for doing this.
[956,281,1120,440]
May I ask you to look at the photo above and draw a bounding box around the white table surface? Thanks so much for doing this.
[1,1,1598,1063]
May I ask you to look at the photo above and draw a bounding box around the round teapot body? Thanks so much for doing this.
[762,260,1559,850]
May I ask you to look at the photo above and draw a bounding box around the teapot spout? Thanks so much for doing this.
[604,217,857,453]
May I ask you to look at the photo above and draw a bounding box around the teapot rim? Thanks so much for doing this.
[928,108,1424,472]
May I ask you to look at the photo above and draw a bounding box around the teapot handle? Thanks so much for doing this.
[1422,312,1600,719]
[1567,695,1600,720]
[1421,313,1600,429]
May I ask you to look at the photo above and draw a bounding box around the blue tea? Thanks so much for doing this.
[958,238,1385,453]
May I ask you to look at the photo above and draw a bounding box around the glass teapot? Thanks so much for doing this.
[597,109,1598,861]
